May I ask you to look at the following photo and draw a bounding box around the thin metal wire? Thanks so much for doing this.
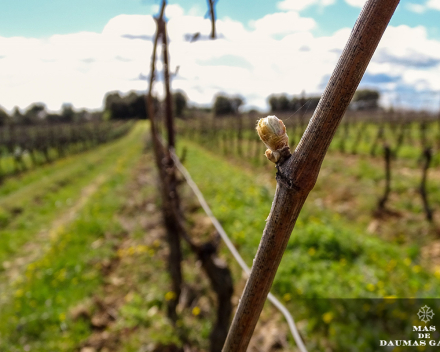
[170,148,308,352]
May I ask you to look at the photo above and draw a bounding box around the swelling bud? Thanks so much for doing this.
[256,115,289,163]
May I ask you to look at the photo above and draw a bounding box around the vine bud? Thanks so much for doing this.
[256,115,289,163]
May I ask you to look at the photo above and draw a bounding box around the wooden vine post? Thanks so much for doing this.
[146,3,233,349]
[378,144,392,210]
[419,147,433,222]
[222,0,400,350]
[146,0,183,323]
[208,0,217,39]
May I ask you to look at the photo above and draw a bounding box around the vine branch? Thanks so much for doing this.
[222,0,400,350]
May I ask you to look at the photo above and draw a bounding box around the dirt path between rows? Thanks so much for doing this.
[70,152,294,352]
[0,173,107,305]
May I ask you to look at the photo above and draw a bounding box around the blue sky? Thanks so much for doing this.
[1,0,440,39]
[1,0,439,112]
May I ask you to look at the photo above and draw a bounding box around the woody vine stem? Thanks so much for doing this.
[222,0,400,350]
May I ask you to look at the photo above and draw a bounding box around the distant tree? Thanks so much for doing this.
[0,108,9,126]
[104,91,128,119]
[307,96,321,110]
[268,95,278,112]
[134,95,148,119]
[188,105,212,113]
[76,109,91,122]
[16,104,46,125]
[278,95,290,111]
[103,91,151,120]
[46,113,63,123]
[26,104,46,117]
[353,89,379,102]
[125,92,147,119]
[231,96,244,114]
[11,107,23,125]
[293,95,320,113]
[173,91,187,117]
[290,97,300,111]
[352,89,380,110]
[104,91,122,111]
[268,94,290,112]
[268,93,321,113]
[61,103,75,122]
[112,101,132,119]
[213,94,234,116]
[212,94,244,116]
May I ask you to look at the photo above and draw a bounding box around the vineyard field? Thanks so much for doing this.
[1,117,440,350]
[177,138,440,298]
[0,123,154,350]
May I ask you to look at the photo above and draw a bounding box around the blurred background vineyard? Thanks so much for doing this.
[1,85,440,351]
[2,0,440,350]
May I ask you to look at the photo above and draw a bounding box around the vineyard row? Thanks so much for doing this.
[0,120,135,180]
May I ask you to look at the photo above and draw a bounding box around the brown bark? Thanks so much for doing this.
[208,0,216,39]
[393,122,406,158]
[173,211,233,352]
[378,144,392,210]
[237,114,243,157]
[338,117,349,152]
[160,17,175,149]
[146,0,183,323]
[437,100,440,149]
[160,10,184,321]
[222,0,400,350]
[201,251,233,352]
[351,121,366,154]
[370,121,384,156]
[147,1,231,336]
[419,147,433,222]
[419,121,427,149]
[146,2,164,152]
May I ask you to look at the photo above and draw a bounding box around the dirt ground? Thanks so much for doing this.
[75,152,297,352]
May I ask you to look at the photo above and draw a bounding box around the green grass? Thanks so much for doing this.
[178,140,440,298]
[0,121,134,179]
[0,124,140,265]
[1,117,439,351]
[0,123,146,351]
[178,117,440,167]
[177,138,440,351]
[0,122,221,352]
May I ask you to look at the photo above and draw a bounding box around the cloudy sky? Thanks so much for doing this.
[1,0,440,113]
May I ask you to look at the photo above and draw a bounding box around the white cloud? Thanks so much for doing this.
[427,0,440,10]
[0,5,439,113]
[406,0,440,13]
[406,3,427,13]
[375,25,440,67]
[149,4,184,18]
[277,0,335,11]
[344,0,366,8]
[102,15,155,38]
[249,12,316,36]
[187,4,205,17]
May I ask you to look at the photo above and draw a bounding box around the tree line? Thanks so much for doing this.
[268,89,380,113]
[0,88,380,127]
[207,88,380,116]
[0,90,188,126]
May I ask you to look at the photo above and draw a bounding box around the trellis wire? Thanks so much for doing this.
[170,148,308,352]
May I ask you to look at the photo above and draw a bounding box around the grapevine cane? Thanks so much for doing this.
[222,0,400,350]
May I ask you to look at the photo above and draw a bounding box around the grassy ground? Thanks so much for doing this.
[1,122,283,352]
[2,117,440,351]
[0,123,146,350]
[177,139,440,297]
[177,137,440,350]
